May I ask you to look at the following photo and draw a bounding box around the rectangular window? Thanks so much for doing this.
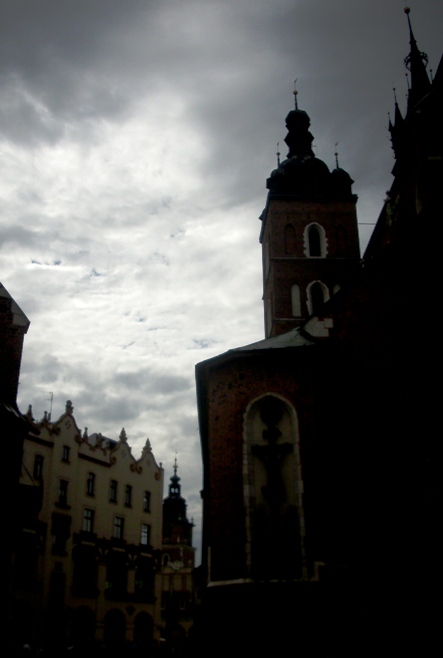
[62,445,70,462]
[83,508,94,533]
[124,484,132,507]
[114,516,124,540]
[86,472,95,496]
[59,479,68,506]
[143,491,151,513]
[33,454,44,479]
[109,479,118,503]
[140,524,151,546]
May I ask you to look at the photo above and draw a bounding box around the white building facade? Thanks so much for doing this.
[11,400,164,653]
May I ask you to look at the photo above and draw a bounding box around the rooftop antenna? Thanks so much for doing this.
[293,79,298,109]
[48,392,53,421]
[276,142,281,166]
[334,142,340,169]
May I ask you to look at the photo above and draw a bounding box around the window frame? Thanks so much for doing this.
[33,454,44,480]
[113,516,124,540]
[83,508,95,533]
[109,479,118,503]
[143,491,151,513]
[58,479,69,506]
[86,472,96,496]
[140,523,151,546]
[124,484,132,507]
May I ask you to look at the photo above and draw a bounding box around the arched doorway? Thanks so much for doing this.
[133,611,153,652]
[104,609,126,653]
[71,606,95,648]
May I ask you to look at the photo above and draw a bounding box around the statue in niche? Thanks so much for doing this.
[251,396,293,513]
[251,396,301,580]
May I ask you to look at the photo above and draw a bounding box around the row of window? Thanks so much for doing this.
[82,508,151,545]
[59,476,151,510]
[33,455,151,512]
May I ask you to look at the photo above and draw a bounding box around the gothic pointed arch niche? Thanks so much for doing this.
[243,394,306,581]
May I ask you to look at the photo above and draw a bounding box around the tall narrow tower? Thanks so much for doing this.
[260,99,360,337]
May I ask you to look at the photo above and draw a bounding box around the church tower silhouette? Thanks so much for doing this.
[260,88,360,337]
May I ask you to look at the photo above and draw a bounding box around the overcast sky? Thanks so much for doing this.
[1,1,441,562]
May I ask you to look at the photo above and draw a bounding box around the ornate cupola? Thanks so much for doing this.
[260,89,360,338]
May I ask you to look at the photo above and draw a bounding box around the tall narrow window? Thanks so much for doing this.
[109,480,118,503]
[86,472,95,496]
[140,524,151,546]
[124,485,132,507]
[58,479,68,506]
[308,281,329,316]
[83,509,95,533]
[114,516,124,540]
[305,223,327,258]
[143,491,151,513]
[308,225,321,256]
[33,455,44,479]
[291,284,301,317]
[62,445,70,462]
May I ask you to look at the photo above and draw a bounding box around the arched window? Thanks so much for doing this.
[304,223,327,258]
[308,225,321,256]
[291,284,301,317]
[307,281,330,316]
[284,223,297,255]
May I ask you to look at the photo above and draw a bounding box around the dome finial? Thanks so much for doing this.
[276,142,281,166]
[334,142,340,169]
[293,79,298,110]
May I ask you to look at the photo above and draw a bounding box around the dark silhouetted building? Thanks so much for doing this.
[196,11,441,656]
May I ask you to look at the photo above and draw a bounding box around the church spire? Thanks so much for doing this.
[403,7,431,111]
[168,455,181,497]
